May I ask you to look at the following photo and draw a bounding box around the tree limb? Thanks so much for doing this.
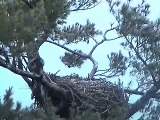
[88,56,98,79]
[0,57,40,79]
[46,40,98,79]
[47,40,88,58]
[127,80,160,119]
[0,54,66,97]
[89,39,105,56]
[124,89,160,99]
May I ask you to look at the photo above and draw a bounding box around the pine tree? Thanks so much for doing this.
[1,0,160,119]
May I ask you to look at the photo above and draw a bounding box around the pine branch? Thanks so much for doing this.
[125,36,156,84]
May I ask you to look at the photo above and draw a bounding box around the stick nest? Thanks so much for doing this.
[49,74,128,116]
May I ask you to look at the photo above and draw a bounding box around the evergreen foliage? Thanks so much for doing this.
[0,88,126,120]
[1,0,160,119]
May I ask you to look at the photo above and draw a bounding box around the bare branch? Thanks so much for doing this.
[103,26,117,38]
[89,39,105,56]
[47,40,88,58]
[89,26,122,56]
[90,35,98,43]
[104,36,123,41]
[95,69,113,77]
[135,81,154,91]
[88,56,98,79]
[103,26,123,41]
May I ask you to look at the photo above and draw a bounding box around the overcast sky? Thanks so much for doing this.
[0,0,160,119]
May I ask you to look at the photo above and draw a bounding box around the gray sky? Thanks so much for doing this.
[0,0,160,119]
